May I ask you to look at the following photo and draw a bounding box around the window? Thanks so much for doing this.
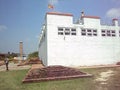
[93,30,97,32]
[58,28,63,31]
[112,34,115,37]
[71,33,76,35]
[107,30,111,37]
[71,28,76,31]
[101,30,106,33]
[71,28,76,35]
[93,29,97,36]
[81,28,97,36]
[111,30,116,37]
[87,33,92,36]
[102,30,105,33]
[82,29,86,32]
[58,27,77,36]
[87,29,92,36]
[101,30,116,37]
[65,28,70,31]
[82,33,86,36]
[93,33,97,36]
[102,34,106,36]
[101,30,106,36]
[58,28,64,35]
[58,32,64,35]
[65,28,70,35]
[81,29,86,36]
[112,30,115,33]
[87,29,91,32]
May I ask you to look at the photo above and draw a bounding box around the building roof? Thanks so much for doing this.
[112,18,118,21]
[46,12,73,16]
[81,15,100,19]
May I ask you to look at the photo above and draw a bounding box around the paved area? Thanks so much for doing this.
[1,62,119,72]
[31,64,44,69]
[0,62,31,71]
[72,64,120,69]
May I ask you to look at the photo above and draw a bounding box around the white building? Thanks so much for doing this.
[39,12,120,66]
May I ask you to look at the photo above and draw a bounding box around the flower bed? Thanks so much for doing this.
[22,65,92,83]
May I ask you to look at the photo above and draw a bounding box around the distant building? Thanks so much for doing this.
[14,55,27,61]
[39,12,120,66]
[0,53,6,60]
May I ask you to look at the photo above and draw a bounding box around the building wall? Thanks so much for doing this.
[83,18,100,28]
[46,13,74,66]
[39,12,120,66]
[39,25,48,65]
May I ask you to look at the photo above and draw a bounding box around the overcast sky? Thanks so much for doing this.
[0,0,120,54]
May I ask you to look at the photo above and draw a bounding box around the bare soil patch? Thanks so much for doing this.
[95,70,114,84]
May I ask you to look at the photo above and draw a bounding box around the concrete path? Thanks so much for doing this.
[72,64,120,69]
[0,62,31,71]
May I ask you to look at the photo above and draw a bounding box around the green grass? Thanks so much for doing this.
[0,67,120,90]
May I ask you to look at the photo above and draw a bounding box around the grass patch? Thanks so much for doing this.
[0,70,28,90]
[0,67,120,90]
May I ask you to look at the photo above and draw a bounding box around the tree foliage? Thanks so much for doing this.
[27,51,38,59]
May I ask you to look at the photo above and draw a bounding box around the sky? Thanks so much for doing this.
[0,0,120,55]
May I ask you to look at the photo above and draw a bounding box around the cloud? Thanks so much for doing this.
[106,8,120,18]
[49,0,58,5]
[0,25,7,31]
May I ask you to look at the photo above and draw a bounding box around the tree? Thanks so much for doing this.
[27,51,38,59]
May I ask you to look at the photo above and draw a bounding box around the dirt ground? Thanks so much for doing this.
[93,67,120,90]
[0,62,31,71]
